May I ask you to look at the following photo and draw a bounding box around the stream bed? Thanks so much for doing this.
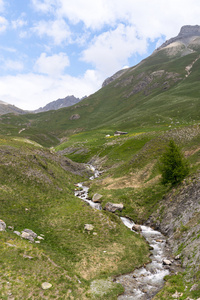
[74,166,179,299]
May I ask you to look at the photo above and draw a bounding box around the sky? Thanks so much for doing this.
[0,0,200,110]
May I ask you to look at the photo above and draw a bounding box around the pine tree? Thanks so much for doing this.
[159,140,189,185]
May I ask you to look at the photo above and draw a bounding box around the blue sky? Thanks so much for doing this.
[0,0,200,110]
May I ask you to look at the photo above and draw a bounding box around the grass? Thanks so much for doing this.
[0,136,150,299]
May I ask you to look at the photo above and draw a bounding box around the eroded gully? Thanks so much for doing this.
[74,165,177,300]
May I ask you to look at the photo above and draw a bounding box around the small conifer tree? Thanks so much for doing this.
[159,140,189,185]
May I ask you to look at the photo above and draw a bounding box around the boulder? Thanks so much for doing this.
[104,202,124,213]
[70,114,80,120]
[22,229,37,239]
[92,193,103,203]
[132,224,142,232]
[21,229,37,242]
[21,232,34,242]
[84,224,94,231]
[0,220,6,231]
[14,230,21,236]
[163,259,172,265]
[41,282,52,290]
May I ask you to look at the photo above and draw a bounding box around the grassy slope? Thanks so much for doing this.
[0,136,150,299]
[0,49,200,147]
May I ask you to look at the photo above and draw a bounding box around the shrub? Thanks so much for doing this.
[159,140,189,185]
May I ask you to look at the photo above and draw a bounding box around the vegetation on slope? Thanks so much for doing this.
[0,136,150,299]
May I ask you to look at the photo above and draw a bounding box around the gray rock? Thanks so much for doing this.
[22,229,37,239]
[41,282,52,290]
[8,226,14,230]
[92,193,103,203]
[0,219,6,231]
[84,224,94,231]
[21,232,34,242]
[163,259,172,265]
[104,202,124,213]
[132,224,142,232]
[14,230,21,236]
[190,283,199,291]
[70,114,80,120]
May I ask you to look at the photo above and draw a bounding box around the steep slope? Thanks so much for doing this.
[0,136,150,299]
[1,26,199,146]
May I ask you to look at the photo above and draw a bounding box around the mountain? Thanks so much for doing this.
[0,25,200,299]
[33,95,81,113]
[0,100,26,115]
[1,25,200,144]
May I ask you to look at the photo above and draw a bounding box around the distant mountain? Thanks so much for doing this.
[34,95,81,113]
[0,100,26,115]
[1,25,200,143]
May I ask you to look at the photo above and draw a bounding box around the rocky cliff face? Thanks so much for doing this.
[34,95,81,113]
[148,172,200,288]
[157,25,200,50]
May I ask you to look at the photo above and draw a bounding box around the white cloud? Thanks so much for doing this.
[12,17,27,30]
[3,60,24,71]
[31,0,57,13]
[32,19,71,45]
[34,52,70,76]
[82,24,147,76]
[0,70,102,110]
[0,16,8,33]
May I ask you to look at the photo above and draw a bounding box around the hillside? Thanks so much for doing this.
[0,100,26,115]
[0,27,200,145]
[0,25,200,299]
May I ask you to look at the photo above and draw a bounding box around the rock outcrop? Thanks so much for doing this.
[157,25,200,51]
[104,202,124,213]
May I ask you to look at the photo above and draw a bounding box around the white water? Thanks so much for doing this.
[117,218,170,299]
[74,166,171,300]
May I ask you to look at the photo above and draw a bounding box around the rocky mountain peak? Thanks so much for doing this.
[157,25,200,51]
[178,25,200,37]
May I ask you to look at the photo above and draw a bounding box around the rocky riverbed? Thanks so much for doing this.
[74,166,181,299]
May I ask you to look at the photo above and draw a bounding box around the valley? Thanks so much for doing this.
[0,25,200,299]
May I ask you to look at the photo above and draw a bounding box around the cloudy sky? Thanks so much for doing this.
[0,0,199,110]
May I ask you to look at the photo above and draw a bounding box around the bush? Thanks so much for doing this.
[159,140,189,185]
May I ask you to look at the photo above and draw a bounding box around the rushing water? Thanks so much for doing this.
[74,166,171,300]
[116,217,170,299]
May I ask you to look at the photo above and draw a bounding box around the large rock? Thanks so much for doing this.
[41,282,52,290]
[21,229,37,242]
[92,193,103,203]
[104,202,124,213]
[22,229,37,238]
[132,224,142,232]
[84,224,94,231]
[0,220,6,231]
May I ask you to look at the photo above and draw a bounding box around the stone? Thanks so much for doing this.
[22,229,37,239]
[23,254,34,259]
[84,224,94,231]
[175,254,181,260]
[92,193,103,203]
[70,114,80,120]
[37,236,44,240]
[0,219,6,231]
[8,226,14,230]
[21,232,34,242]
[14,230,21,236]
[41,282,52,290]
[104,202,124,213]
[163,259,172,265]
[190,283,199,291]
[132,224,142,232]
